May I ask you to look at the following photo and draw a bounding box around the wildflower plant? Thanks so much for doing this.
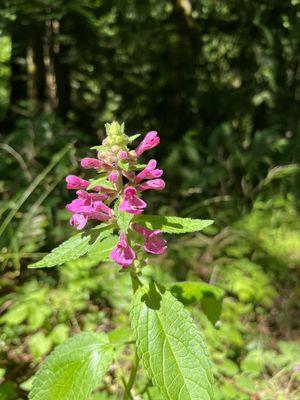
[28,122,215,400]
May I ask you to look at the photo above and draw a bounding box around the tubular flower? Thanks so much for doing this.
[138,178,165,191]
[66,175,89,190]
[119,187,147,215]
[65,121,167,268]
[134,131,160,156]
[135,159,163,183]
[66,189,113,230]
[133,224,167,254]
[110,233,135,267]
[81,158,103,169]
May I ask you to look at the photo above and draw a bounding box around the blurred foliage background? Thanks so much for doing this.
[0,0,300,399]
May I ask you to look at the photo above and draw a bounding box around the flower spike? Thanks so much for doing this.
[65,121,166,269]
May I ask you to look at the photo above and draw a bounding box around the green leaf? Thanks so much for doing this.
[216,359,239,377]
[28,225,113,269]
[135,215,214,234]
[108,326,132,345]
[20,377,34,392]
[87,235,118,261]
[50,324,70,345]
[88,177,115,190]
[128,133,141,143]
[118,160,130,171]
[90,145,106,151]
[130,283,215,400]
[28,233,93,269]
[28,332,52,359]
[0,381,18,400]
[117,210,134,233]
[132,163,147,170]
[29,332,114,400]
[0,303,29,325]
[260,163,300,187]
[169,281,224,324]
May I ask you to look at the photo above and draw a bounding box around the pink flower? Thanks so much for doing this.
[91,201,113,219]
[135,159,163,183]
[66,190,113,230]
[138,178,165,191]
[66,198,89,214]
[133,224,167,254]
[81,158,103,169]
[108,171,118,183]
[135,131,160,156]
[110,233,135,267]
[66,175,89,190]
[76,190,107,202]
[119,186,147,214]
[70,213,88,230]
[66,191,110,215]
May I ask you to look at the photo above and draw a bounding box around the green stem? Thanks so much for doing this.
[130,271,142,293]
[121,377,134,400]
[123,238,143,399]
[123,350,139,400]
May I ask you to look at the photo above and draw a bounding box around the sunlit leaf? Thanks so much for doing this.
[29,332,114,400]
[135,215,214,234]
[131,283,214,399]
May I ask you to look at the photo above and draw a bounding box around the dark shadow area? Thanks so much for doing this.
[141,282,165,310]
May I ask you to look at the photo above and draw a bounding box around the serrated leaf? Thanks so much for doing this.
[135,215,214,234]
[169,281,224,324]
[28,225,113,269]
[28,233,92,269]
[87,235,118,261]
[130,283,214,400]
[88,177,115,190]
[29,332,114,400]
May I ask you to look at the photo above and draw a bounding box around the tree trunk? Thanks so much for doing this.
[2,17,29,131]
[50,18,71,120]
[32,22,46,105]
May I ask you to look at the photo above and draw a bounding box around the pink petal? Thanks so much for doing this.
[66,175,89,190]
[81,158,103,169]
[69,214,88,230]
[110,233,135,267]
[138,178,165,191]
[144,230,167,254]
[135,159,163,182]
[108,171,118,183]
[135,131,160,156]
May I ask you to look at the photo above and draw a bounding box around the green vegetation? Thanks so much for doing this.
[0,1,299,399]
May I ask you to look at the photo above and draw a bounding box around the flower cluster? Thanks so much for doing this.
[65,122,167,268]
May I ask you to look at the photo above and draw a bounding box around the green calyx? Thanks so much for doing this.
[104,121,129,147]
